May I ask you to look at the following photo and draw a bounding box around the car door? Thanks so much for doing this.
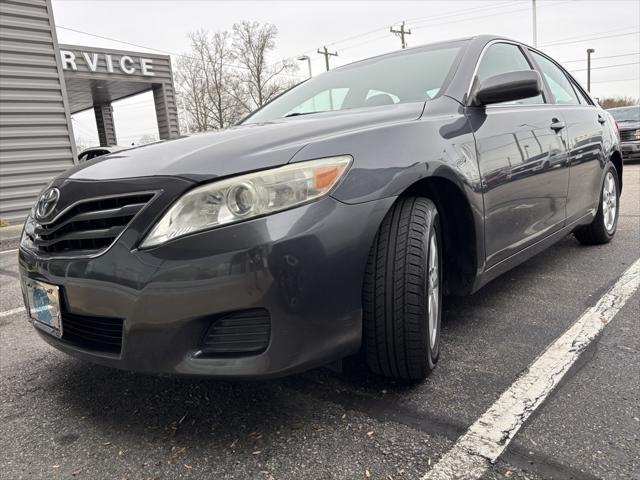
[528,49,607,225]
[466,41,569,268]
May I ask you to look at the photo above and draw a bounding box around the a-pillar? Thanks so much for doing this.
[94,103,117,146]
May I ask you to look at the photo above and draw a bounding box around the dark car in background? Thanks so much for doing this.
[19,35,621,381]
[608,105,640,161]
[78,145,126,163]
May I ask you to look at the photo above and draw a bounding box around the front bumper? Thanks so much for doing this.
[19,195,394,378]
[621,141,640,161]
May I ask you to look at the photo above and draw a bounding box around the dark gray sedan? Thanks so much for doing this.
[19,35,622,380]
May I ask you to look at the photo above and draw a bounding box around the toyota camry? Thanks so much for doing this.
[19,35,622,380]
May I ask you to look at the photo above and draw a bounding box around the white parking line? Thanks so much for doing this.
[423,257,640,480]
[0,249,18,255]
[0,307,25,318]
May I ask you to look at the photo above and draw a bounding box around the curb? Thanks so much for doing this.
[0,224,23,242]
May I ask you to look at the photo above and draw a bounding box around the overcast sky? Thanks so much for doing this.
[51,0,640,148]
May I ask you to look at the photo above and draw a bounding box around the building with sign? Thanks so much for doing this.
[59,44,179,146]
[0,0,180,223]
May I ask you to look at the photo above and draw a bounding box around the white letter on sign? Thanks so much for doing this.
[82,52,99,72]
[119,55,135,74]
[61,50,77,71]
[140,58,154,76]
[105,54,114,73]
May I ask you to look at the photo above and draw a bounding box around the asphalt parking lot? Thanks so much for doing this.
[1,164,638,480]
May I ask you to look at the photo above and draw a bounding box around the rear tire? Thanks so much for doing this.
[363,197,442,380]
[574,163,619,245]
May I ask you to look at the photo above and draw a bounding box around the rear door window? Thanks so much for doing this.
[529,51,581,105]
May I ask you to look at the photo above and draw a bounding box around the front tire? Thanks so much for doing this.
[363,197,442,380]
[574,163,620,245]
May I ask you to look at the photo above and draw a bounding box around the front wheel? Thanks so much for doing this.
[574,163,620,245]
[362,197,442,380]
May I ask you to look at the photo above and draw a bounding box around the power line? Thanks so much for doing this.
[271,1,523,66]
[560,52,640,64]
[291,0,573,62]
[541,30,640,47]
[569,61,640,73]
[410,0,573,33]
[323,1,513,49]
[591,78,639,84]
[539,25,637,46]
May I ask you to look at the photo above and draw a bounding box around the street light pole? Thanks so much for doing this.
[587,48,595,92]
[297,55,312,78]
[532,0,538,47]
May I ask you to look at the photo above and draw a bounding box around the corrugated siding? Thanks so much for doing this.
[0,0,76,223]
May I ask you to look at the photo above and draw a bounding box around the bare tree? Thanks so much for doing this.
[231,21,299,112]
[136,133,159,145]
[176,53,210,132]
[176,21,298,131]
[189,30,244,129]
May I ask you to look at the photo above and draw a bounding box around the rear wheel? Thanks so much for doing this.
[574,163,619,245]
[363,197,442,380]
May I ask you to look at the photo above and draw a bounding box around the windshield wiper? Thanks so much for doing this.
[284,110,327,118]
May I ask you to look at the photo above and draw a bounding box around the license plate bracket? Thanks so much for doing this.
[23,279,62,338]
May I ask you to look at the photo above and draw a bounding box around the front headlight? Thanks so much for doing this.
[141,156,352,248]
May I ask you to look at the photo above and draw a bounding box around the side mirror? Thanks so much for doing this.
[470,70,542,107]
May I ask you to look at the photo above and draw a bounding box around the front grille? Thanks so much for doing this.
[30,193,153,255]
[200,309,271,356]
[62,311,124,354]
[620,129,638,142]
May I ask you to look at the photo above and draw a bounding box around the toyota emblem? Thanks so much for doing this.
[35,187,60,220]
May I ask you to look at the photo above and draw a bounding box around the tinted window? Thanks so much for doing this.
[87,150,107,160]
[530,51,580,105]
[244,44,463,123]
[476,43,544,105]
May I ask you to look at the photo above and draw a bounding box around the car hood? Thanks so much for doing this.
[617,120,640,131]
[64,103,424,182]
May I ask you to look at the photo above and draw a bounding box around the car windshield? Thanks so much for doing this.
[243,43,464,123]
[609,106,640,123]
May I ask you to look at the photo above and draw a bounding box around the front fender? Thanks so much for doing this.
[291,96,482,205]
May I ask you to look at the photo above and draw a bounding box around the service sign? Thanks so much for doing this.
[60,49,155,76]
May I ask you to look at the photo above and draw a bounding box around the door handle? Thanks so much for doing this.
[597,114,606,125]
[550,119,565,132]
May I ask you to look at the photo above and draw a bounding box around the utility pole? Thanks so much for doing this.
[532,0,538,47]
[587,48,595,91]
[317,46,338,71]
[390,21,412,49]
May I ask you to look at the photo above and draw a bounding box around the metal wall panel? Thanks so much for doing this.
[0,0,77,223]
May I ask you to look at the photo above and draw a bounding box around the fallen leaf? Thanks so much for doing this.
[365,469,371,478]
[367,431,374,436]
[184,464,192,470]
